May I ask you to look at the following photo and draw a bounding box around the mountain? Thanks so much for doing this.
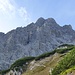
[0,17,75,70]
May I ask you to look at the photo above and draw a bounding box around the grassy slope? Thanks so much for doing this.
[52,46,75,75]
[22,53,64,75]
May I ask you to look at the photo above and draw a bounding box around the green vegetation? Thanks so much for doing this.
[10,57,35,69]
[0,69,10,75]
[60,66,75,75]
[52,46,75,75]
[35,50,56,60]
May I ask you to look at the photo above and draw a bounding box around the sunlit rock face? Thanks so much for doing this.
[0,17,75,70]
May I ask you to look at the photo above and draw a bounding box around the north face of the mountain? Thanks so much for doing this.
[0,17,75,70]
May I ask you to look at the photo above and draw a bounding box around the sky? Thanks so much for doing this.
[0,0,75,33]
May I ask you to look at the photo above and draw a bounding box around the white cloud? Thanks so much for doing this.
[0,0,15,15]
[0,0,30,21]
[18,7,30,21]
[0,0,31,33]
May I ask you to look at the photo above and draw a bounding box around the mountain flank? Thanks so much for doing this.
[0,17,75,70]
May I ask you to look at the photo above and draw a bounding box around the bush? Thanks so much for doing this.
[56,46,73,54]
[0,69,10,75]
[35,50,56,61]
[10,57,35,69]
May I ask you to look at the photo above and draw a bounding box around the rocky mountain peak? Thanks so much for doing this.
[35,17,59,28]
[45,18,57,24]
[35,17,45,26]
[63,24,72,29]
